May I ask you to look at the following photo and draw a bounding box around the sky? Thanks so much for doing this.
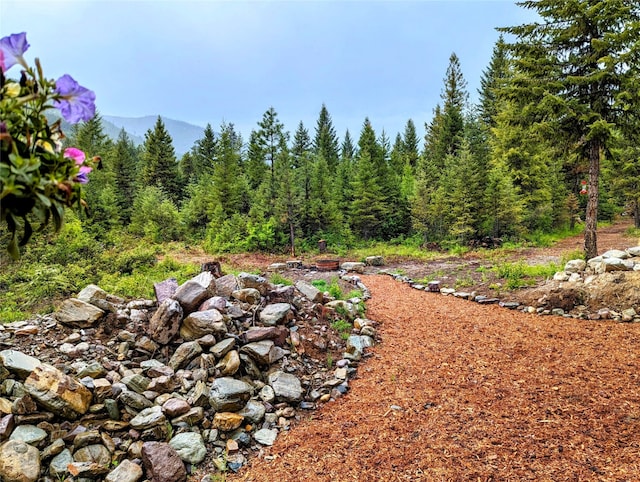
[1,0,537,142]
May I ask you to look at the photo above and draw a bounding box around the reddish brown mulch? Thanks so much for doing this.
[233,274,640,481]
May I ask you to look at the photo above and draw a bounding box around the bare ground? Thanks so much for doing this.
[226,222,640,481]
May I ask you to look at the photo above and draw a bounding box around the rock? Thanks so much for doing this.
[267,263,288,272]
[346,335,375,357]
[168,341,202,370]
[259,303,292,326]
[627,246,640,256]
[242,326,289,346]
[119,390,153,410]
[267,371,303,402]
[0,350,42,379]
[141,442,187,482]
[67,461,110,478]
[553,271,571,282]
[340,262,366,273]
[568,272,582,283]
[199,296,227,312]
[237,272,272,295]
[213,412,244,431]
[259,385,275,403]
[174,271,216,314]
[9,425,47,444]
[154,278,179,305]
[216,350,241,376]
[232,288,261,305]
[162,398,191,418]
[602,249,630,259]
[168,432,207,464]
[326,300,358,319]
[253,428,278,446]
[210,338,236,358]
[295,280,324,303]
[564,259,586,273]
[24,364,92,419]
[105,459,143,482]
[73,444,111,467]
[148,299,183,345]
[0,414,15,440]
[241,340,285,366]
[121,373,151,394]
[215,274,238,298]
[365,256,384,266]
[209,377,253,412]
[180,309,226,341]
[238,399,266,424]
[622,308,637,322]
[130,406,166,430]
[55,298,105,327]
[49,448,73,476]
[0,439,40,482]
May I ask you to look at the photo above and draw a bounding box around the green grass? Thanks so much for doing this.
[492,260,560,289]
[331,319,353,340]
[311,278,343,299]
[269,272,293,286]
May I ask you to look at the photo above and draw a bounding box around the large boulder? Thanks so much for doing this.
[55,299,104,327]
[259,303,291,326]
[0,350,42,379]
[148,299,183,345]
[237,272,272,295]
[179,309,226,341]
[174,271,216,314]
[209,377,253,412]
[0,439,40,482]
[267,371,303,403]
[141,442,187,482]
[24,364,92,419]
[294,281,323,303]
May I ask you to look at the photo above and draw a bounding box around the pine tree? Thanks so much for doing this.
[292,122,314,236]
[438,53,468,161]
[256,107,287,214]
[211,122,245,219]
[140,116,181,202]
[478,35,510,128]
[245,130,268,191]
[402,119,420,168]
[111,129,138,223]
[313,104,340,171]
[500,0,640,258]
[181,123,217,184]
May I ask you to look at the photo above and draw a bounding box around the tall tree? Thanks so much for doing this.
[500,0,640,258]
[478,35,510,128]
[313,104,340,171]
[402,119,420,168]
[140,116,180,202]
[111,129,138,223]
[256,107,287,213]
[181,123,217,184]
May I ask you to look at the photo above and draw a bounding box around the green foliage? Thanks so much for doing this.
[269,273,293,286]
[139,117,180,202]
[492,261,560,290]
[330,319,352,340]
[130,186,183,243]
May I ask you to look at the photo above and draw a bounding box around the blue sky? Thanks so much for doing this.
[1,0,536,142]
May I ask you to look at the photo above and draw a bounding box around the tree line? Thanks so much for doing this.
[67,1,640,257]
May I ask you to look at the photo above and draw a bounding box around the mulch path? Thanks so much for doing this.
[233,274,640,481]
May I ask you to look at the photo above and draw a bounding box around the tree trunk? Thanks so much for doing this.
[634,199,639,229]
[289,220,296,257]
[584,141,600,260]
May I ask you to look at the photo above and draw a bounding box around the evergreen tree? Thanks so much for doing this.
[245,129,268,191]
[402,119,420,168]
[292,122,314,236]
[341,129,357,161]
[140,116,181,202]
[181,123,217,184]
[111,129,138,223]
[313,104,340,171]
[256,107,287,214]
[500,0,640,258]
[211,122,245,219]
[274,145,302,255]
[437,53,468,162]
[478,35,510,128]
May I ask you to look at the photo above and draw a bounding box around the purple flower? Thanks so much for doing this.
[54,74,96,124]
[75,165,92,184]
[0,32,29,72]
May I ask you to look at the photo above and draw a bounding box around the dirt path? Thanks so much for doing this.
[233,274,640,481]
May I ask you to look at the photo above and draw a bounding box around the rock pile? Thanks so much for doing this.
[0,270,376,481]
[383,245,640,321]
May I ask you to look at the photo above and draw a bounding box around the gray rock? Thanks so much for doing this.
[148,299,183,345]
[174,271,216,314]
[232,288,261,305]
[141,441,187,482]
[568,272,582,283]
[564,259,586,273]
[130,406,166,430]
[55,298,105,327]
[0,414,15,441]
[259,303,291,326]
[259,385,275,403]
[241,340,281,366]
[346,335,375,357]
[210,338,236,358]
[215,274,238,298]
[602,249,630,259]
[9,425,47,444]
[50,447,73,477]
[119,390,154,410]
[627,246,640,256]
[267,263,288,271]
[24,364,92,419]
[0,350,42,378]
[121,373,151,394]
[0,439,40,482]
[253,428,278,446]
[209,377,253,412]
[267,371,303,402]
[77,284,122,312]
[168,432,206,464]
[553,271,570,282]
[238,399,266,423]
[169,341,202,370]
[180,309,226,341]
[105,459,143,482]
[199,296,227,312]
[294,280,323,303]
[622,308,637,322]
[365,255,384,266]
[326,300,358,319]
[237,272,272,295]
[340,262,366,273]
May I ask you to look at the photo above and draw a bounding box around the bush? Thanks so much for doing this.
[130,187,183,243]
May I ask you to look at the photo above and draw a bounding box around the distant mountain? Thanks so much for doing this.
[103,115,205,156]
